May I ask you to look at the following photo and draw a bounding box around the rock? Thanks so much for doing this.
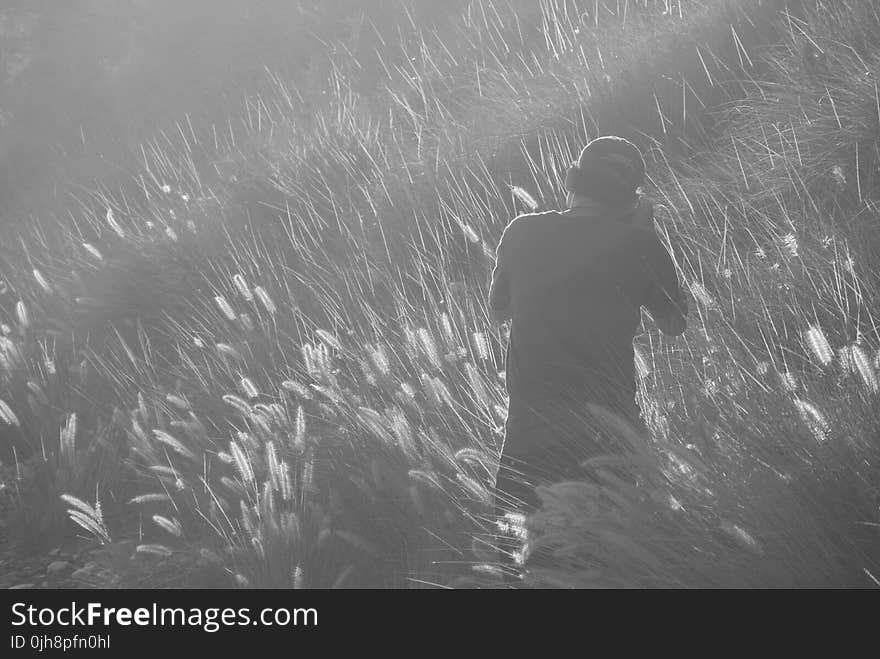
[71,562,99,581]
[71,562,120,588]
[47,560,71,577]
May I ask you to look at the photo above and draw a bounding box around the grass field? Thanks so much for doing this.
[1,0,879,588]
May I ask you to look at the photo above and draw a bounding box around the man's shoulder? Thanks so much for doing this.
[503,210,563,237]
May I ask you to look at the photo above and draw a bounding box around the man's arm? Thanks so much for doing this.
[640,227,687,337]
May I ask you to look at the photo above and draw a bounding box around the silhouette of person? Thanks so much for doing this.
[489,136,687,519]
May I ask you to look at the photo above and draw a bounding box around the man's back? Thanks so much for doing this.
[490,203,686,417]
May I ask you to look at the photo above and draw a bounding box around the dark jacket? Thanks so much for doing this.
[489,201,686,455]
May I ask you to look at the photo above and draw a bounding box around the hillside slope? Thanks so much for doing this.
[1,0,878,588]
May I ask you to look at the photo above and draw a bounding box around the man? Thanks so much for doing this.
[490,136,687,518]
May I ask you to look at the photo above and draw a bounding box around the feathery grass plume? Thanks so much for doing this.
[261,482,278,528]
[0,399,20,427]
[153,514,183,537]
[167,413,202,441]
[60,494,111,544]
[417,327,442,370]
[60,493,97,518]
[265,403,287,425]
[837,346,854,374]
[370,344,390,375]
[315,328,341,351]
[510,185,539,210]
[358,358,377,385]
[634,344,651,378]
[233,274,253,301]
[292,564,304,589]
[781,232,798,258]
[456,473,493,506]
[220,476,244,495]
[129,416,151,446]
[460,223,480,244]
[39,340,56,374]
[33,268,52,293]
[464,362,491,409]
[719,521,763,555]
[689,281,716,309]
[239,377,260,400]
[238,312,255,332]
[281,379,312,399]
[420,373,441,407]
[27,380,48,406]
[65,510,107,543]
[403,326,419,360]
[407,469,444,492]
[236,431,259,452]
[152,429,198,461]
[357,406,394,445]
[137,544,173,557]
[253,285,277,315]
[15,300,29,329]
[269,456,293,501]
[399,382,416,402]
[454,447,493,474]
[395,383,420,414]
[148,465,180,479]
[778,371,798,392]
[0,336,22,371]
[804,325,833,366]
[388,406,415,456]
[301,344,316,376]
[849,345,879,393]
[82,243,103,261]
[229,440,255,486]
[128,493,171,504]
[214,295,237,321]
[793,399,830,443]
[216,343,244,361]
[472,332,490,361]
[499,512,527,540]
[311,384,342,406]
[301,451,314,493]
[293,405,306,450]
[165,226,178,242]
[165,393,190,411]
[248,409,274,434]
[431,376,456,409]
[106,207,125,238]
[440,313,457,348]
[262,441,287,497]
[59,413,77,463]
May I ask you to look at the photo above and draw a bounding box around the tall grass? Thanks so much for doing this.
[1,0,878,587]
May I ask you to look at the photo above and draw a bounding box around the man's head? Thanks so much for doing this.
[564,136,645,208]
